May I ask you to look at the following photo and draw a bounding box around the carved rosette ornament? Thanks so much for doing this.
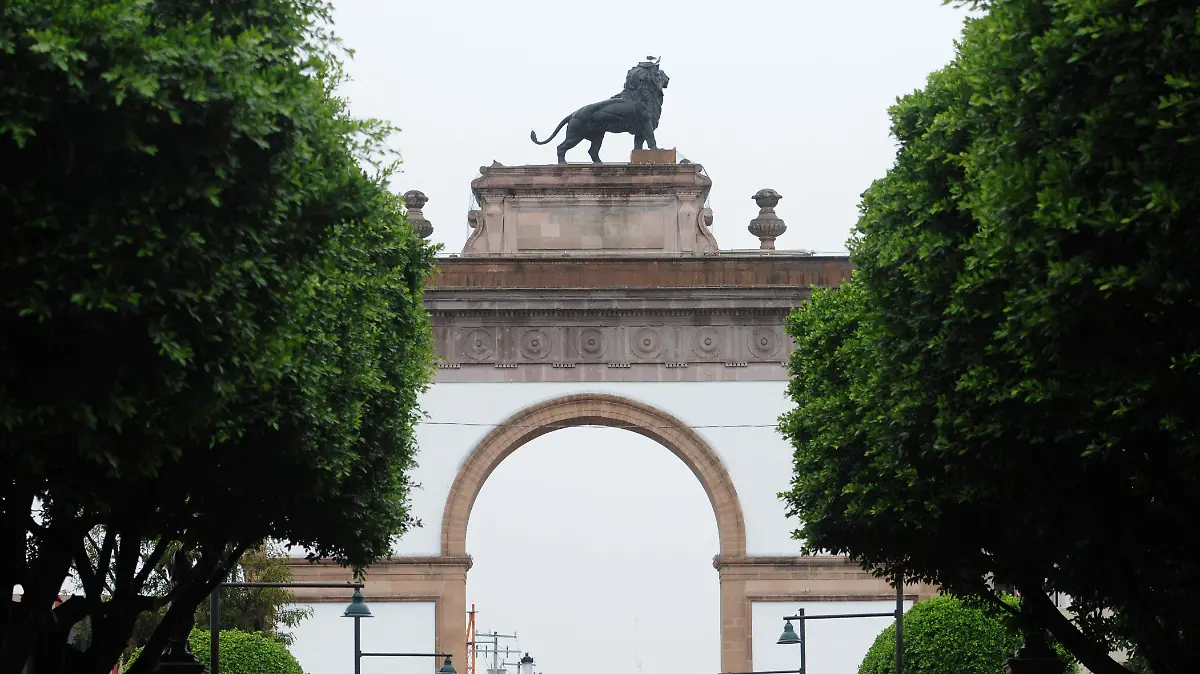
[748,189,786,250]
[577,328,607,361]
[692,327,723,359]
[748,327,780,359]
[461,329,495,361]
[403,190,433,239]
[519,329,552,360]
[631,327,664,360]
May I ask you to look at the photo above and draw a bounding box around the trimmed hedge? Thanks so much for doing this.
[858,596,1074,674]
[125,628,303,674]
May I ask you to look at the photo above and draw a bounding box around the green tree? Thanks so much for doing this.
[193,543,314,646]
[779,3,1199,674]
[0,1,435,673]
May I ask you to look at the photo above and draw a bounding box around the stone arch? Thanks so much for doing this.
[440,392,748,558]
[285,392,917,674]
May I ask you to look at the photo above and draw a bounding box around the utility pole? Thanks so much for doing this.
[473,630,519,674]
[466,606,478,674]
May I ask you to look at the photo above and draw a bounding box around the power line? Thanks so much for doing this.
[418,420,782,430]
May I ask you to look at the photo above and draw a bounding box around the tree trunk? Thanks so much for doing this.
[1020,587,1131,674]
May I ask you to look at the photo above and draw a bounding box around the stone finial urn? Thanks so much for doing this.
[748,189,786,249]
[403,190,433,239]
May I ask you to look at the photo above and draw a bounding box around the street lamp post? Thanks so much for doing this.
[895,582,904,674]
[208,580,364,674]
[717,579,907,674]
[519,653,535,674]
[776,581,906,674]
[343,589,373,674]
[342,591,459,674]
[776,611,805,674]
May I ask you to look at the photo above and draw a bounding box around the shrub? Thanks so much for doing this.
[125,628,303,674]
[858,596,1074,674]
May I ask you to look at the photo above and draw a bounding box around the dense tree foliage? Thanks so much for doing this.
[1,1,436,673]
[779,3,1199,674]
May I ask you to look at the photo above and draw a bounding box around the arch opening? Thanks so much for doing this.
[466,426,721,674]
[441,393,748,559]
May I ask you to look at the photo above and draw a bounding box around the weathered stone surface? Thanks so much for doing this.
[425,255,852,382]
[630,148,677,164]
[748,188,787,250]
[430,254,848,288]
[463,163,718,255]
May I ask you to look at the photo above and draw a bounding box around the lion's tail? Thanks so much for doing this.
[531,115,571,145]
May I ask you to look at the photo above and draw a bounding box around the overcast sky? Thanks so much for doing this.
[299,2,974,674]
[330,0,972,256]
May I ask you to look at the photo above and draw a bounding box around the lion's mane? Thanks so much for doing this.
[620,63,668,129]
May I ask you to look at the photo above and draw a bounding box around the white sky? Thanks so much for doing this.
[298,2,974,674]
[329,0,972,255]
[467,430,720,674]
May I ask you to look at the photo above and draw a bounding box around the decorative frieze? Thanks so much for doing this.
[425,278,807,382]
[441,324,788,369]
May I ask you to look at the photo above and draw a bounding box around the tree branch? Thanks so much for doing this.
[96,528,116,595]
[73,536,102,598]
[960,578,1021,618]
[1021,585,1131,674]
[1126,610,1185,674]
[112,528,143,598]
[51,594,93,630]
[133,537,172,589]
[126,542,247,674]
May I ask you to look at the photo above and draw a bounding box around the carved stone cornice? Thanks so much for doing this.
[714,555,894,585]
[424,287,811,320]
[713,555,868,571]
[429,308,794,319]
[471,163,712,195]
[285,556,476,603]
[430,254,853,289]
[284,555,474,571]
[426,286,810,299]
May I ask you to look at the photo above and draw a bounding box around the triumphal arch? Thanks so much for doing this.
[289,155,931,672]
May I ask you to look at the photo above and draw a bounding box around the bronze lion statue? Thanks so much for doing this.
[531,58,670,164]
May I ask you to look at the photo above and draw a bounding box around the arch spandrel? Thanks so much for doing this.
[440,393,748,558]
